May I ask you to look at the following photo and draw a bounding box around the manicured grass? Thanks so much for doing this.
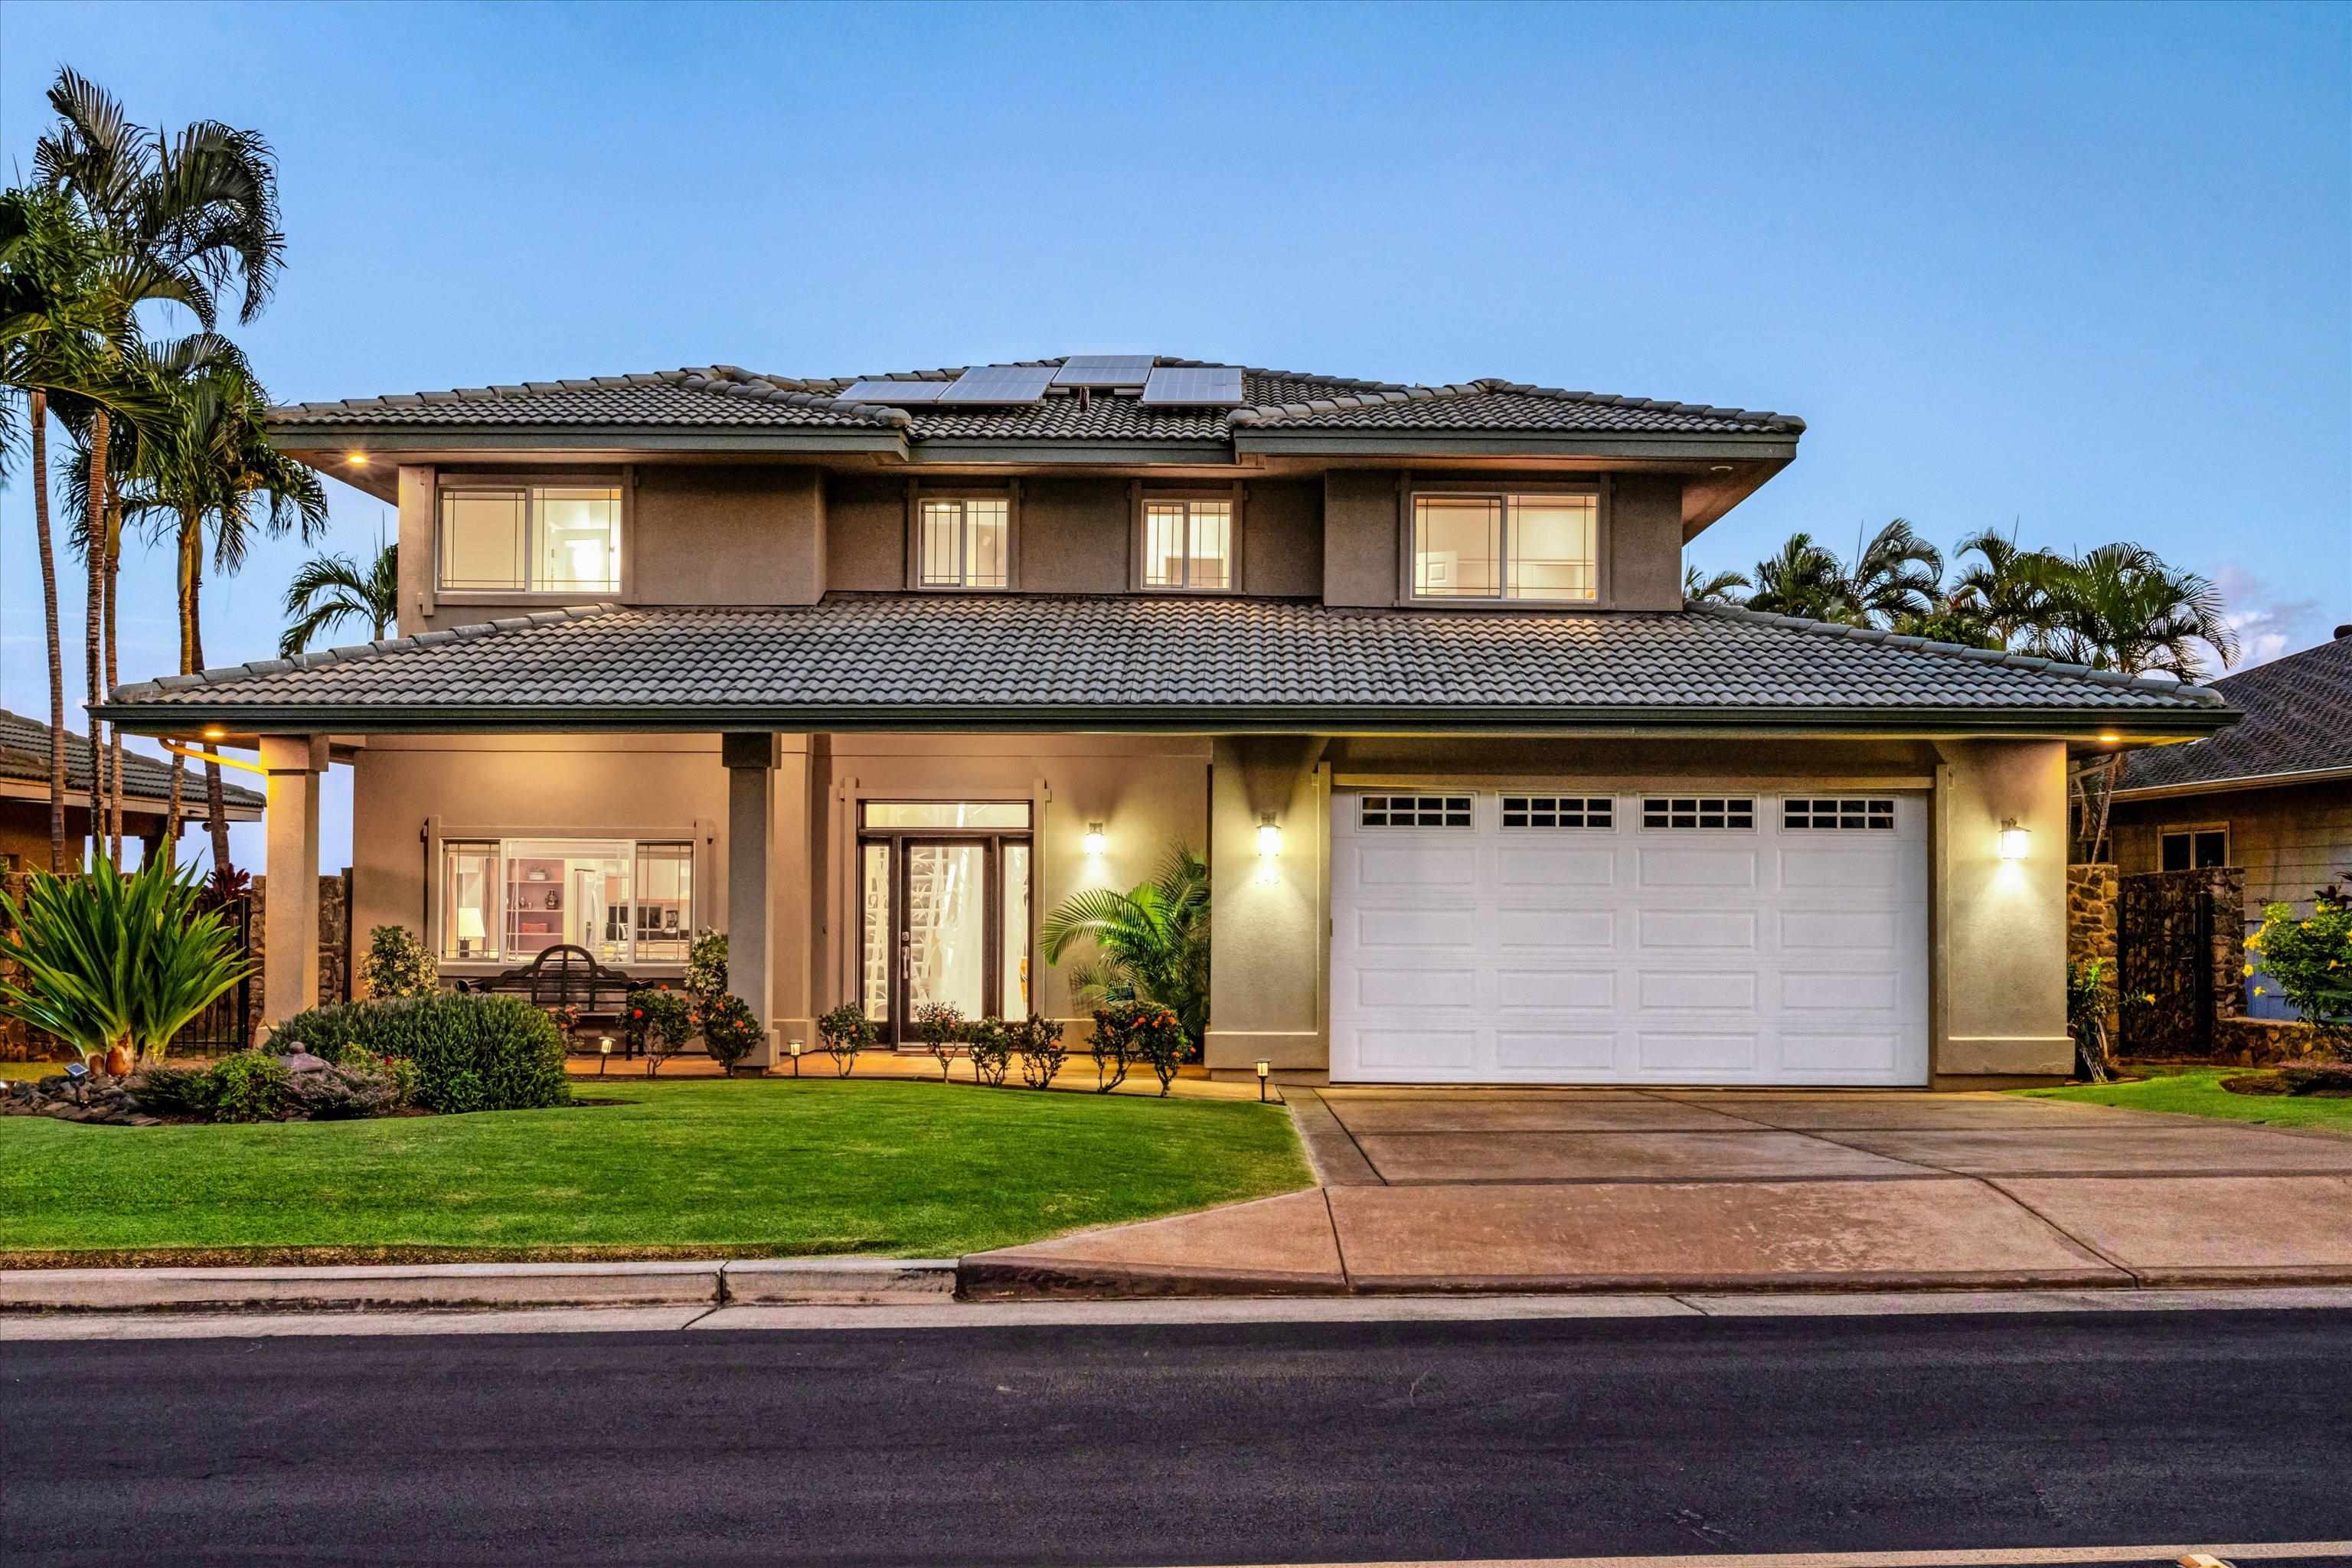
[2015,1066,2352,1133]
[0,1076,1310,1264]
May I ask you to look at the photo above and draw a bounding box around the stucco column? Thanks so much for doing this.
[766,735,815,1063]
[1933,738,2071,1086]
[723,733,777,1066]
[1205,735,1328,1077]
[260,734,326,1028]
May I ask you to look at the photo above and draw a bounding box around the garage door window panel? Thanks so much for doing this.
[1501,795,1614,830]
[1783,797,1896,831]
[1642,796,1755,831]
[1358,795,1474,829]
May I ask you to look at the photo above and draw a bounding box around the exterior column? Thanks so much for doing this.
[260,734,326,1029]
[1932,738,2071,1087]
[1204,735,1329,1078]
[723,733,778,1066]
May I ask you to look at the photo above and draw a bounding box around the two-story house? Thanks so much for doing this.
[96,356,2233,1089]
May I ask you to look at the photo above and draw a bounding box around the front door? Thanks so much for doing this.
[858,804,1034,1047]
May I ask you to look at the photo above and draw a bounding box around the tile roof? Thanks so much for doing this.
[102,597,2227,729]
[2115,632,2352,792]
[0,709,265,808]
[268,359,1803,445]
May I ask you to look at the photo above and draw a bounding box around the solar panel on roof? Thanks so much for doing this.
[1139,366,1244,406]
[936,365,1057,404]
[841,379,949,403]
[1050,355,1156,387]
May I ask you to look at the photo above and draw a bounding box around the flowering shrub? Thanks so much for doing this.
[1011,1014,1067,1090]
[687,929,729,1004]
[913,1001,965,1080]
[1086,1003,1136,1093]
[624,985,694,1075]
[360,924,438,1000]
[817,1002,873,1076]
[697,992,763,1072]
[967,1017,1014,1086]
[2249,876,2352,1047]
[1128,1004,1190,1096]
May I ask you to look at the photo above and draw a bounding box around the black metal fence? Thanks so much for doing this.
[181,894,255,1055]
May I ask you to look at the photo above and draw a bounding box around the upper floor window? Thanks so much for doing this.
[1143,499,1233,592]
[1412,492,1598,603]
[919,498,1010,589]
[438,485,621,594]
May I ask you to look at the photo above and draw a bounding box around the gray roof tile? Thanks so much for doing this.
[0,709,264,807]
[2117,632,2352,792]
[102,597,2226,724]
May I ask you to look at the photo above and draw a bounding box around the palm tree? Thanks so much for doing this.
[1681,564,1749,606]
[1040,843,1211,1047]
[1839,518,1944,626]
[33,67,285,865]
[1744,532,1851,621]
[281,538,397,657]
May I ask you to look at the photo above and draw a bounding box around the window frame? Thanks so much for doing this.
[1403,479,1609,609]
[433,471,629,602]
[906,484,1020,592]
[1131,484,1245,594]
[2158,824,2230,872]
[428,822,708,971]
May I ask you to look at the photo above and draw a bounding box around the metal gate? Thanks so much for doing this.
[2117,871,2214,1056]
[181,894,255,1055]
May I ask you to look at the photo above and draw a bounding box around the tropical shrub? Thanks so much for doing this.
[2248,877,2352,1045]
[699,992,763,1072]
[817,1002,872,1077]
[2066,959,2115,1082]
[207,1050,290,1122]
[1012,1014,1067,1090]
[359,924,437,1000]
[0,860,252,1064]
[1086,1004,1135,1093]
[275,994,570,1112]
[1042,843,1210,1046]
[687,929,729,1004]
[966,1017,1013,1087]
[126,1061,217,1118]
[624,986,695,1075]
[913,1001,965,1080]
[1125,1002,1191,1096]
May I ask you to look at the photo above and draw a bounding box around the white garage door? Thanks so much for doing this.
[1330,789,1929,1085]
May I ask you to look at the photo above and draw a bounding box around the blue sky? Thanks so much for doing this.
[3,0,2347,871]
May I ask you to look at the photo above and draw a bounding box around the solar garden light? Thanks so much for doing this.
[788,1038,805,1077]
[64,1060,88,1106]
[598,1035,613,1076]
[1256,1058,1271,1102]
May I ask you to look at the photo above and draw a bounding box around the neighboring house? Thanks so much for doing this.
[95,357,2234,1089]
[0,709,263,871]
[2110,626,2352,1018]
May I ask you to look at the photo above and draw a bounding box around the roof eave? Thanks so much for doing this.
[90,700,2242,740]
[2112,762,2352,802]
[1230,431,1802,462]
[270,425,911,457]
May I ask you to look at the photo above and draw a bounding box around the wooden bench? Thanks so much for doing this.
[455,946,638,1050]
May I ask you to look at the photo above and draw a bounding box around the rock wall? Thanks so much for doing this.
[2066,863,2118,973]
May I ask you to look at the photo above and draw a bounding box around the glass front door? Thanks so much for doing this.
[859,818,1034,1046]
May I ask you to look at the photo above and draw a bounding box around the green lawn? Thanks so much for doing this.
[0,1077,1309,1266]
[2015,1066,2352,1133]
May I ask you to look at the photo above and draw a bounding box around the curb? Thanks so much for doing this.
[0,1257,960,1314]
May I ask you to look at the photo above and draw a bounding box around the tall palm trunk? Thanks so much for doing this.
[103,482,123,867]
[29,392,68,871]
[81,408,109,868]
[165,506,203,865]
[189,554,232,875]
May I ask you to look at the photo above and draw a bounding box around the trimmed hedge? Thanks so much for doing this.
[278,994,571,1113]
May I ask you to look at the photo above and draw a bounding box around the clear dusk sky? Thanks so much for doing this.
[2,0,2347,872]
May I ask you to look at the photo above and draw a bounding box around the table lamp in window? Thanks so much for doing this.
[456,906,486,959]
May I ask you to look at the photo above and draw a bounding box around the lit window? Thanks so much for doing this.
[1358,794,1474,829]
[919,498,1010,588]
[1641,796,1755,831]
[437,485,620,593]
[1782,798,1896,831]
[1501,795,1614,830]
[438,837,693,964]
[1413,492,1596,602]
[1143,499,1232,591]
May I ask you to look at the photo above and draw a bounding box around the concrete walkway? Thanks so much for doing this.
[963,1088,2352,1296]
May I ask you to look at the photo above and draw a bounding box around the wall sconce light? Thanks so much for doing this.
[1256,814,1282,858]
[1998,818,2030,861]
[1082,821,1107,856]
[788,1038,804,1078]
[597,1035,614,1076]
[1256,1058,1271,1102]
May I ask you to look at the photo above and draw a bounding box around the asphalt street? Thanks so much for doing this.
[5,1307,2349,1566]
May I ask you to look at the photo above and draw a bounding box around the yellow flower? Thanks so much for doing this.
[2253,986,2266,997]
[2141,992,2157,1004]
[2242,963,2255,976]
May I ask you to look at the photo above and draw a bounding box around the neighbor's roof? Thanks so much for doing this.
[0,709,265,808]
[2115,632,2352,795]
[96,598,2230,737]
[266,358,1807,446]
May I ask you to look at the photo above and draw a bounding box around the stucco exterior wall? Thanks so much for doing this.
[1932,739,2072,1085]
[1020,478,1130,594]
[631,466,825,606]
[1241,480,1322,597]
[1609,473,1685,611]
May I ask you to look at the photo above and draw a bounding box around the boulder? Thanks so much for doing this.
[279,1051,333,1076]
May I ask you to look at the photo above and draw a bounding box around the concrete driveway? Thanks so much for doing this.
[965,1089,2352,1296]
